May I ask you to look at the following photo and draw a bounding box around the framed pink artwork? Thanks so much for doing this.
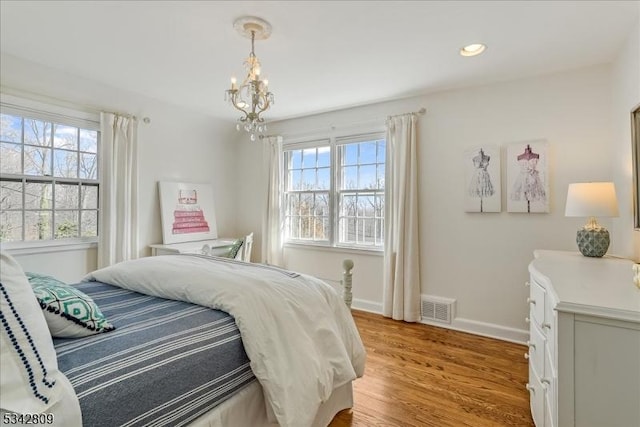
[158,181,219,244]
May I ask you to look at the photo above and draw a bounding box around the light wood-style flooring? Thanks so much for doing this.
[330,310,534,427]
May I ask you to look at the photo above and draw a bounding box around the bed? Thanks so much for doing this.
[0,253,365,427]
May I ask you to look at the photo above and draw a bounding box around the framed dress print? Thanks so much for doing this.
[506,140,549,213]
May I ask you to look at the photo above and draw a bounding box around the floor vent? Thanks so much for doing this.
[421,295,455,324]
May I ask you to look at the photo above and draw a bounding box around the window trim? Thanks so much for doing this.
[1,96,100,248]
[283,130,386,252]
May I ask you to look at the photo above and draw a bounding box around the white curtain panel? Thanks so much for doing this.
[261,135,284,266]
[383,114,421,322]
[98,112,139,268]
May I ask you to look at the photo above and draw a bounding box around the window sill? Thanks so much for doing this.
[0,239,98,256]
[284,242,383,257]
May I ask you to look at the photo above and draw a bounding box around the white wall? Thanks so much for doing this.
[611,19,640,261]
[237,65,616,340]
[1,54,238,281]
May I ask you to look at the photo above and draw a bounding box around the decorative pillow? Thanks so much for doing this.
[226,238,244,259]
[0,252,61,413]
[26,273,115,338]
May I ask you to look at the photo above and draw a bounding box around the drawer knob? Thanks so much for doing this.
[525,281,530,287]
[542,322,552,330]
[526,383,535,393]
[526,340,536,350]
[525,317,531,324]
[541,378,550,386]
[524,352,530,360]
[527,297,536,305]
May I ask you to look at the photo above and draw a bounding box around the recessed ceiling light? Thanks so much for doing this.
[460,43,487,57]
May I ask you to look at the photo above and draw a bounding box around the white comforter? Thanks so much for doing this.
[84,255,366,427]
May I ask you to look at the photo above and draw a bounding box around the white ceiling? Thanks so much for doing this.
[1,1,638,121]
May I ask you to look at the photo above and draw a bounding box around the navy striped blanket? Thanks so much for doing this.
[53,281,255,427]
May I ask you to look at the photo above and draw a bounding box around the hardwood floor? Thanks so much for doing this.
[330,310,534,427]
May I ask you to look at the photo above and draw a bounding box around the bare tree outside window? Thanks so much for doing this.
[0,112,99,243]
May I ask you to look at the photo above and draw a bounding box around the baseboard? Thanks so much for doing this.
[351,298,383,314]
[420,317,529,345]
[350,299,528,345]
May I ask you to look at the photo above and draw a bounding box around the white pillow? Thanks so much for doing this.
[0,252,62,413]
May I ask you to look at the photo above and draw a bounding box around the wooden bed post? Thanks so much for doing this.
[341,259,354,308]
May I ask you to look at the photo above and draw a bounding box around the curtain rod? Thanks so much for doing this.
[387,107,426,120]
[1,86,151,124]
[260,106,426,141]
[103,111,151,124]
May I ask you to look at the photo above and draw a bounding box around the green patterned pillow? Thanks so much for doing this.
[226,238,244,259]
[26,273,115,338]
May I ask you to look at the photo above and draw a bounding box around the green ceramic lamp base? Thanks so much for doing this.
[576,228,610,257]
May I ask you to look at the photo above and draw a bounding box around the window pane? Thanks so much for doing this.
[317,167,330,190]
[25,183,52,209]
[81,185,98,209]
[0,181,23,210]
[24,119,51,146]
[313,217,328,240]
[362,218,375,244]
[342,166,357,190]
[300,216,312,239]
[290,150,302,169]
[55,184,79,209]
[360,142,376,164]
[1,114,22,143]
[344,144,357,165]
[287,193,300,216]
[314,193,329,216]
[79,153,98,180]
[377,165,385,189]
[358,165,377,189]
[0,142,22,174]
[290,169,302,190]
[81,210,98,237]
[300,193,313,216]
[54,210,79,239]
[302,148,316,168]
[339,194,353,216]
[53,149,78,178]
[358,195,375,216]
[0,210,22,242]
[53,124,78,150]
[25,210,52,240]
[317,147,330,167]
[377,140,386,163]
[24,146,52,176]
[375,194,385,217]
[79,129,98,153]
[288,216,300,239]
[302,169,315,190]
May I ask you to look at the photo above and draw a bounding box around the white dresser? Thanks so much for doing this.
[149,239,237,257]
[526,250,640,427]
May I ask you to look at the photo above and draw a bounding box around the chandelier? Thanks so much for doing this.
[225,17,274,141]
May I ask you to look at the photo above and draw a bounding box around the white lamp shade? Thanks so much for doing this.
[565,182,619,218]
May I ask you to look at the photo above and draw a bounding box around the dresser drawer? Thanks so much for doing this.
[528,322,546,377]
[527,365,546,427]
[529,278,546,326]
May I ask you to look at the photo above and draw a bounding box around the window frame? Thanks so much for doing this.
[0,97,101,250]
[283,130,386,252]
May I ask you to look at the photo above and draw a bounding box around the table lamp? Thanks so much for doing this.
[565,182,619,257]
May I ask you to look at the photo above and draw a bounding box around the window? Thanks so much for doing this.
[0,111,100,243]
[284,133,385,249]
